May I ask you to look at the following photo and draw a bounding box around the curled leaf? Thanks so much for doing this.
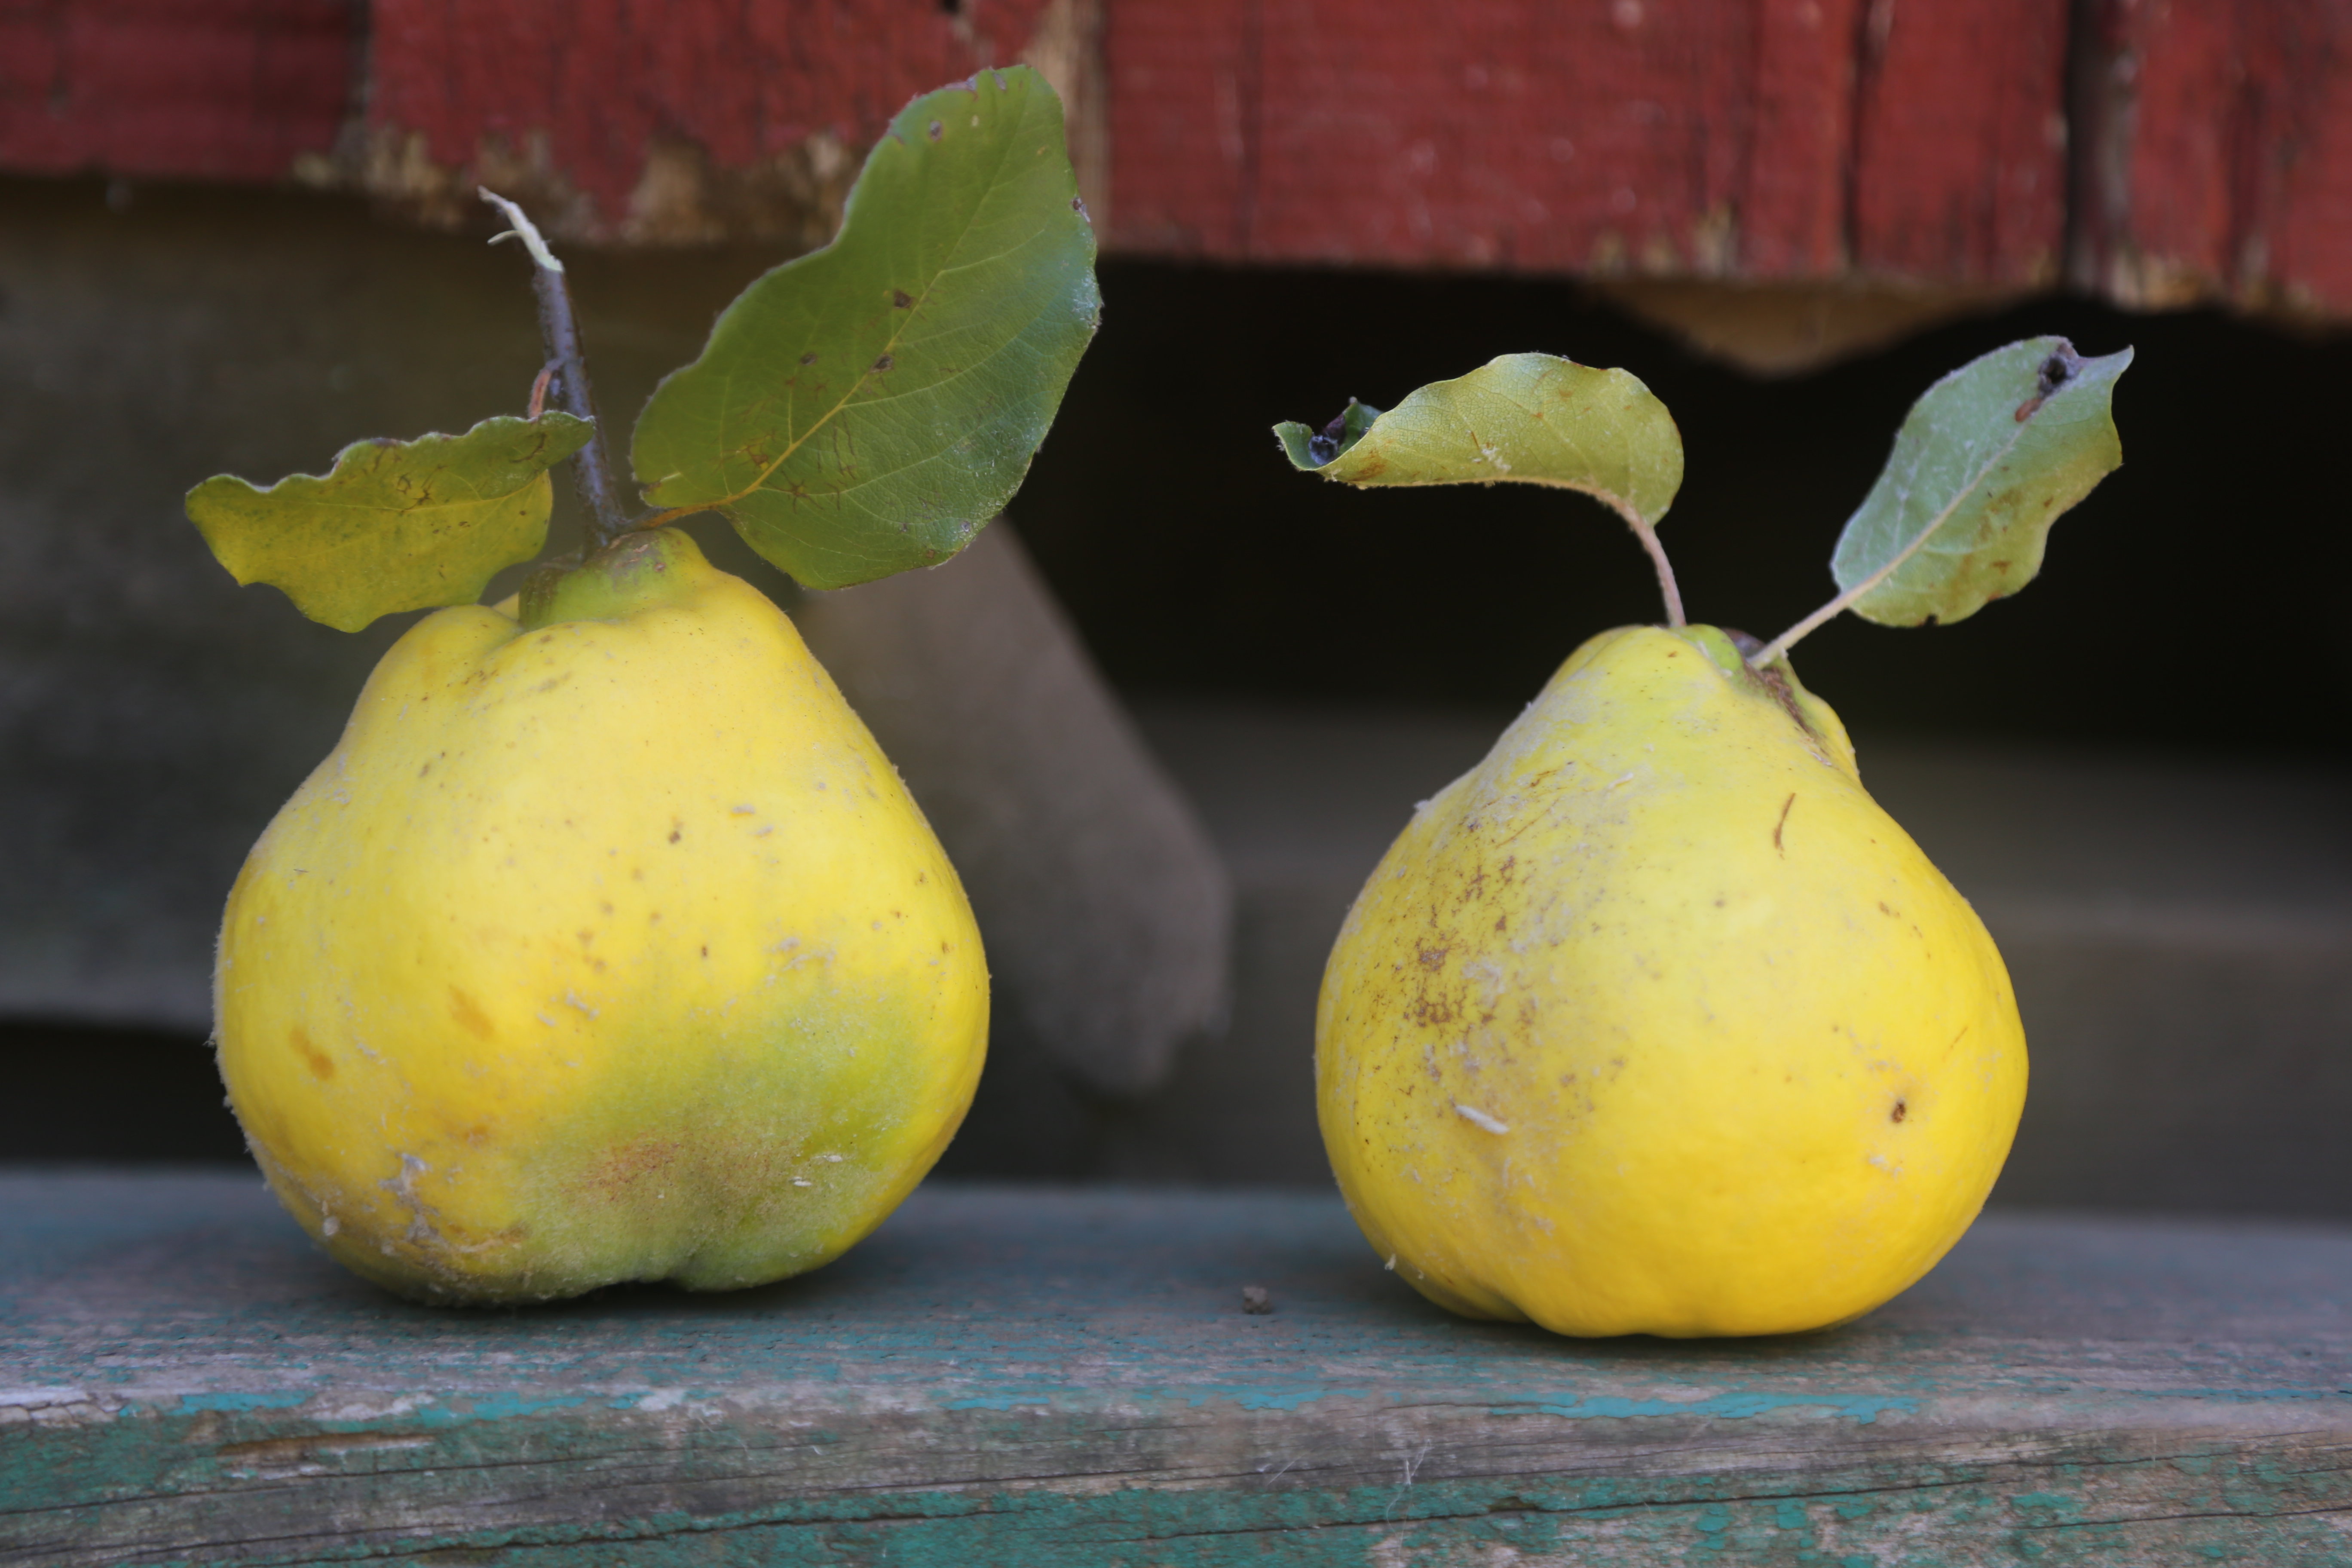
[1830,337,2131,629]
[1274,352,1684,527]
[632,67,1100,590]
[185,413,593,633]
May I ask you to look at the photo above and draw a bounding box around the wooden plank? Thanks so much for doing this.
[0,0,352,182]
[1100,0,2069,287]
[2073,0,2352,318]
[355,0,1068,241]
[1846,0,2070,285]
[4,1174,2349,1564]
[16,0,2352,330]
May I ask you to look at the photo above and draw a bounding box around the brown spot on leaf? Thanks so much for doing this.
[892,289,913,308]
[799,351,818,365]
[872,353,895,372]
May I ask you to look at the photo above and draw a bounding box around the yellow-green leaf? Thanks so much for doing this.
[186,413,594,633]
[1274,353,1684,527]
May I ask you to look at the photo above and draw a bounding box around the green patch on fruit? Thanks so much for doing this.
[632,65,1101,589]
[185,413,594,633]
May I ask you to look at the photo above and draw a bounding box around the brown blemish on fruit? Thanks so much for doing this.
[1773,794,1795,854]
[587,1138,679,1197]
[447,987,495,1041]
[291,1025,334,1080]
[1891,1099,1908,1123]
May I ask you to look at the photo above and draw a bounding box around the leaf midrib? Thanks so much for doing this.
[689,89,1039,516]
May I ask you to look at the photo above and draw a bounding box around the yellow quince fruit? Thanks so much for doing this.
[215,529,987,1304]
[1317,624,2026,1337]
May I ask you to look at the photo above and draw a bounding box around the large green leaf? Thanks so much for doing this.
[632,67,1100,590]
[1831,337,2131,628]
[186,413,594,633]
[1274,353,1684,527]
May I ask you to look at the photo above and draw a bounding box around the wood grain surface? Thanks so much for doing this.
[2072,0,2352,317]
[1106,0,2070,286]
[8,0,2352,318]
[4,1174,2349,1565]
[0,0,353,183]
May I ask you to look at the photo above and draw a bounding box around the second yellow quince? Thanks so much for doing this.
[1318,624,2026,1337]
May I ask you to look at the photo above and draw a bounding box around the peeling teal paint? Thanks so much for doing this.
[1182,1387,1371,1411]
[9,1179,2352,1568]
[175,1391,311,1413]
[1524,1390,1919,1422]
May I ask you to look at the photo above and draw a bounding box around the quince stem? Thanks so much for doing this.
[480,189,631,550]
[1749,594,1846,669]
[1616,509,1686,629]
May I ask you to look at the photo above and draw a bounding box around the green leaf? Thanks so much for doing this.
[1272,352,1684,527]
[1831,337,2131,628]
[631,67,1100,590]
[185,413,594,633]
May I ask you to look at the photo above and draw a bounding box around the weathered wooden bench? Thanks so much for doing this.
[5,1173,2349,1565]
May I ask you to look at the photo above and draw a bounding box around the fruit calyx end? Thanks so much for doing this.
[518,527,706,630]
[1680,624,1822,743]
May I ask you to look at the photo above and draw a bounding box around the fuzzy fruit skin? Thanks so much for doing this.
[1317,625,2025,1338]
[216,531,987,1304]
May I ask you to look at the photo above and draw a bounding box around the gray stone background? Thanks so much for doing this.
[5,174,2348,1218]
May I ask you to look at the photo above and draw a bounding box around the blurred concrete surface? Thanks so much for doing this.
[1120,704,2352,1218]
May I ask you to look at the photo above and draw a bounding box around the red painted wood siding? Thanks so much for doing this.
[1104,0,2069,286]
[2076,0,2352,316]
[0,0,352,181]
[3,0,2347,317]
[366,0,1055,224]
